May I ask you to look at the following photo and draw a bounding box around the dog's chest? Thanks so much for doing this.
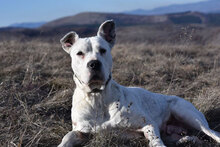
[106,101,147,129]
[72,96,147,132]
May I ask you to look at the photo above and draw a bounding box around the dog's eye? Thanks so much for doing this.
[100,48,106,55]
[77,51,84,56]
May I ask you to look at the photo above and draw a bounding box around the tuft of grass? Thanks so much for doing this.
[84,128,148,147]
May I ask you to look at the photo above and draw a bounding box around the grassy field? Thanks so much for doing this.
[0,24,220,146]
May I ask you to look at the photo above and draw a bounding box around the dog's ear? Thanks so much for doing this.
[97,20,116,47]
[60,31,79,54]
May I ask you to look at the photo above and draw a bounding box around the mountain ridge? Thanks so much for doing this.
[124,0,220,15]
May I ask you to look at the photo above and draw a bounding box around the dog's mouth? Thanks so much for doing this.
[87,73,108,93]
[74,72,111,93]
[88,74,105,85]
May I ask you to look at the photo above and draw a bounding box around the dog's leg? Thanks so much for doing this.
[58,131,88,147]
[143,124,166,147]
[170,96,220,143]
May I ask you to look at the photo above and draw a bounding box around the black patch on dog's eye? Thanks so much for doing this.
[100,48,106,55]
[77,51,84,56]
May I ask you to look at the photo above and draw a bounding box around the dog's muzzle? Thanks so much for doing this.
[74,60,111,93]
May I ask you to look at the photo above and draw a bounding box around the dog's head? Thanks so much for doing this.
[60,20,115,93]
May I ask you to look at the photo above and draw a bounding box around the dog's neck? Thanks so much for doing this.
[73,74,116,108]
[73,74,112,95]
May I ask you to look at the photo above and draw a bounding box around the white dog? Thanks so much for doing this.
[58,20,220,147]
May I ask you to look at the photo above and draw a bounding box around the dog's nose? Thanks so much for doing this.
[87,60,101,71]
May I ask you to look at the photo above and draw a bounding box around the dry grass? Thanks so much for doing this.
[0,25,220,147]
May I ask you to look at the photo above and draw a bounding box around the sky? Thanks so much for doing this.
[0,0,208,27]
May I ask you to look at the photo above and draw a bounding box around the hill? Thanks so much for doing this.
[41,12,169,28]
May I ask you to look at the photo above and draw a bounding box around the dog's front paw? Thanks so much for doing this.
[58,131,83,147]
[150,138,166,147]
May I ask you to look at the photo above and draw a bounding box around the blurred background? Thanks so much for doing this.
[1,0,220,41]
[0,0,220,146]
